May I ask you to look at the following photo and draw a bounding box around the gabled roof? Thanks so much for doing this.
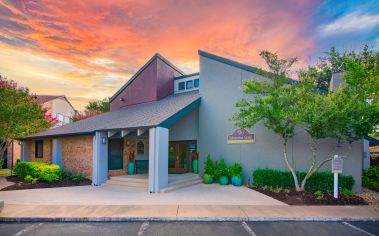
[35,95,62,104]
[110,53,185,102]
[198,50,298,85]
[23,91,200,140]
[35,95,76,112]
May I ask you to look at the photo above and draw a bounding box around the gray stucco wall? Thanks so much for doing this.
[169,108,199,141]
[198,56,362,192]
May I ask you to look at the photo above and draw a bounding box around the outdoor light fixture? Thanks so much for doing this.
[101,137,106,144]
[120,98,125,102]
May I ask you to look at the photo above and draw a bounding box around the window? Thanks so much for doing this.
[194,79,199,88]
[137,141,145,155]
[186,80,193,89]
[178,82,185,91]
[35,140,43,158]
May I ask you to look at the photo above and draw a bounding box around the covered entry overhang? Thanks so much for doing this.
[21,91,201,193]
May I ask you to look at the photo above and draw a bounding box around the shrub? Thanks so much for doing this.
[229,163,243,177]
[70,173,85,183]
[362,166,379,191]
[204,155,216,177]
[14,161,61,182]
[214,157,228,178]
[252,168,355,192]
[0,159,4,168]
[342,188,353,198]
[314,190,324,200]
[24,175,38,184]
[267,185,282,193]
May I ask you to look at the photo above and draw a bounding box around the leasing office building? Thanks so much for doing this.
[20,51,364,192]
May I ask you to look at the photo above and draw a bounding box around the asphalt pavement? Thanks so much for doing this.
[0,221,378,236]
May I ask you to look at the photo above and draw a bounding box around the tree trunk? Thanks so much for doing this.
[0,139,11,159]
[282,140,301,191]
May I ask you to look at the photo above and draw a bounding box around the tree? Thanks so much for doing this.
[232,51,304,190]
[233,47,379,192]
[72,98,110,121]
[0,75,57,157]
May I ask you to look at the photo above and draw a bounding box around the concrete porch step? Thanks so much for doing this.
[168,175,200,185]
[110,175,148,183]
[161,176,202,193]
[101,183,147,190]
[105,179,148,188]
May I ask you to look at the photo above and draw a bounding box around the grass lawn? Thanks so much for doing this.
[0,169,11,176]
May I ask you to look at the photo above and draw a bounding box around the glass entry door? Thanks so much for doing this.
[168,141,196,173]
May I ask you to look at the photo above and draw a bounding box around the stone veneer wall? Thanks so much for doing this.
[108,139,136,176]
[29,139,52,163]
[61,136,93,178]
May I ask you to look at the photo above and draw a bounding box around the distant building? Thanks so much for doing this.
[2,95,75,169]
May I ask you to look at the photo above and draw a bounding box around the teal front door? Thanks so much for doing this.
[108,139,123,170]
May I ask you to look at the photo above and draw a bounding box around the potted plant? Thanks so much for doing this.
[203,155,215,184]
[215,157,229,185]
[229,162,243,186]
[192,151,199,174]
[127,151,135,175]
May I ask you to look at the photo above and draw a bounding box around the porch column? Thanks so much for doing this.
[51,139,62,169]
[92,131,108,186]
[20,141,30,161]
[148,127,169,193]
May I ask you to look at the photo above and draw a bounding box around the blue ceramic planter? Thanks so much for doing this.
[219,176,229,185]
[231,176,243,186]
[127,162,135,175]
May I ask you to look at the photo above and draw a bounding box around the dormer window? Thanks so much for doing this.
[174,73,199,94]
[194,79,199,88]
[178,82,185,91]
[186,80,193,89]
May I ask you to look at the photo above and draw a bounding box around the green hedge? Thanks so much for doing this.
[14,161,61,183]
[252,168,354,192]
[362,166,379,191]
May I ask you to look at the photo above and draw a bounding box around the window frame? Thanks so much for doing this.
[178,81,185,91]
[35,140,44,158]
[186,80,193,89]
[194,79,199,88]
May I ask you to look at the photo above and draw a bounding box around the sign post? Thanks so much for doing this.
[332,155,343,199]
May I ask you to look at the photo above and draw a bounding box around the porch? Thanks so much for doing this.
[101,173,202,193]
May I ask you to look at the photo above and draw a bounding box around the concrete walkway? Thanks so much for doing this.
[0,184,285,205]
[0,204,378,222]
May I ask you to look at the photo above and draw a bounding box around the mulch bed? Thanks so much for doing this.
[251,186,368,205]
[1,175,91,191]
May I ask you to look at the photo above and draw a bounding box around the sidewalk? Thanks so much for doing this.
[1,204,378,222]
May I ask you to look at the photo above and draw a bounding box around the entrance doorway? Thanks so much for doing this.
[108,139,123,170]
[168,141,196,173]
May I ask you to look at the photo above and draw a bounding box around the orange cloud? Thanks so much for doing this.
[0,0,319,110]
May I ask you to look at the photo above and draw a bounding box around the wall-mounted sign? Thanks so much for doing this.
[332,155,343,173]
[227,128,255,144]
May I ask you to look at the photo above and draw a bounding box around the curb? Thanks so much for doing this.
[1,217,378,223]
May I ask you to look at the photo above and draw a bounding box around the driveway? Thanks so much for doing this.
[0,184,285,206]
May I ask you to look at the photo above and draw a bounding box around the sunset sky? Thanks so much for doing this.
[1,0,378,111]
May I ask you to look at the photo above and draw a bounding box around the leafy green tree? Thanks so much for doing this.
[233,47,378,191]
[72,98,110,121]
[0,75,56,157]
[232,51,303,190]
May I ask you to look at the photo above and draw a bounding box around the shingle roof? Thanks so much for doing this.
[35,95,63,104]
[23,91,200,140]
